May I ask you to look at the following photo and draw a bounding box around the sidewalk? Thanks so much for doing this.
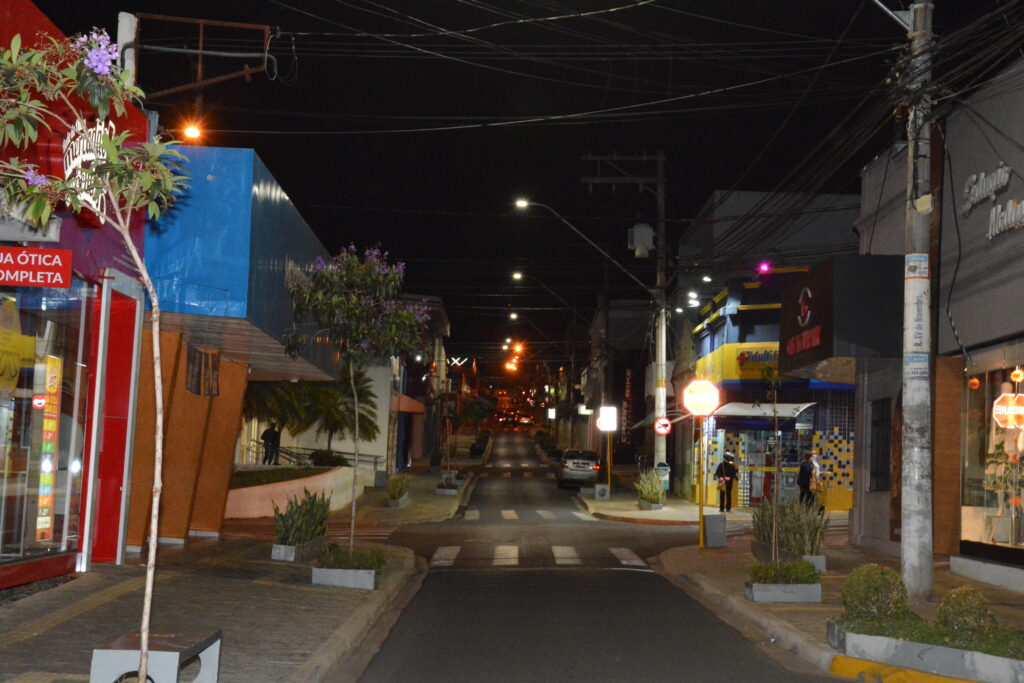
[577,490,754,525]
[0,470,467,683]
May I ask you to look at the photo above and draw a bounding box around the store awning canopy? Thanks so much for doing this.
[711,402,815,419]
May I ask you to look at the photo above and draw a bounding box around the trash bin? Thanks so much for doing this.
[703,513,726,548]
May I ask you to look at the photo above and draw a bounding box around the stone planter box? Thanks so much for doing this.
[579,487,595,497]
[594,484,610,501]
[271,535,326,563]
[638,499,664,510]
[827,619,1024,683]
[435,486,459,496]
[312,567,376,591]
[745,582,822,603]
[750,540,827,572]
[387,493,409,508]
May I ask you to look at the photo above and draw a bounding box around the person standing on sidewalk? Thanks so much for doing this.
[261,423,281,465]
[714,452,738,512]
[798,451,818,505]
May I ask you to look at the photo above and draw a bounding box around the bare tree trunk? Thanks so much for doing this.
[348,360,359,554]
[119,235,164,683]
[771,400,780,563]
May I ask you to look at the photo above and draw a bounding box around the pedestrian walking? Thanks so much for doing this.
[261,423,281,465]
[798,451,819,505]
[714,452,738,512]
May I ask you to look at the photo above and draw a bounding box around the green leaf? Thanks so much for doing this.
[147,201,159,219]
[10,34,21,61]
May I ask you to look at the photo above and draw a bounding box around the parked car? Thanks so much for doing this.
[556,449,600,488]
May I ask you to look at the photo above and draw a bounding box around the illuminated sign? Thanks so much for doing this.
[31,395,46,409]
[35,355,62,541]
[993,393,1024,429]
[682,380,719,417]
[597,406,618,432]
[0,247,72,288]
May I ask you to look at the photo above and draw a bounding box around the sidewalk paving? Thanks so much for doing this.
[577,489,754,525]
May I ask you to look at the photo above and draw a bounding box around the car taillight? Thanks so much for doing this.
[593,464,601,470]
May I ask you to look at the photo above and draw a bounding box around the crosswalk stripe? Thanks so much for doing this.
[493,545,518,566]
[552,545,582,566]
[571,511,596,522]
[536,510,556,520]
[501,509,519,520]
[464,509,480,521]
[609,547,646,567]
[431,546,461,567]
[501,463,512,468]
[519,463,528,468]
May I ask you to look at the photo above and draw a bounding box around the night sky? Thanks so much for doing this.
[31,0,1014,377]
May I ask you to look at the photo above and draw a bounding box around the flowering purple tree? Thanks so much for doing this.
[286,246,428,551]
[1,31,187,681]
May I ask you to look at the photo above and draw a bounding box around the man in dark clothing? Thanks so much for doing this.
[798,451,816,505]
[714,452,739,512]
[261,423,281,465]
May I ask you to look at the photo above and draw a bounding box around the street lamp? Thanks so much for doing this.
[512,271,523,280]
[509,312,518,320]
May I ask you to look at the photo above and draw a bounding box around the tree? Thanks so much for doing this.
[460,395,495,437]
[1,31,188,682]
[286,246,427,552]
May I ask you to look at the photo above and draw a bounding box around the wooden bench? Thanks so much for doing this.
[90,628,222,683]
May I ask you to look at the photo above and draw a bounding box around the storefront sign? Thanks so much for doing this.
[992,392,1024,428]
[622,368,633,435]
[785,285,823,356]
[0,247,72,288]
[962,163,1011,217]
[35,355,62,541]
[695,342,779,383]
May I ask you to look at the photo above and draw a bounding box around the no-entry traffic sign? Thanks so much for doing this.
[653,416,671,435]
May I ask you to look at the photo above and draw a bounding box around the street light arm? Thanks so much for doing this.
[529,202,653,297]
[526,274,602,337]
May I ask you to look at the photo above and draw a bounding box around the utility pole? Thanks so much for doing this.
[582,151,669,472]
[873,0,934,600]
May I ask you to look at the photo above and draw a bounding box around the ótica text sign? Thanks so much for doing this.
[0,247,72,288]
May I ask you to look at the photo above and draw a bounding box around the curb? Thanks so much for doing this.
[591,511,696,526]
[288,545,420,683]
[654,551,836,673]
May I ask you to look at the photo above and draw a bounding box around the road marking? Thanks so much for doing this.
[502,472,511,478]
[501,509,519,520]
[464,509,480,521]
[501,463,512,468]
[545,472,555,479]
[609,547,646,567]
[493,545,518,566]
[430,546,461,567]
[519,463,528,468]
[536,510,556,520]
[552,545,582,566]
[571,511,596,522]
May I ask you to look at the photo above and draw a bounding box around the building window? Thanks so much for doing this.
[186,344,219,396]
[869,398,891,492]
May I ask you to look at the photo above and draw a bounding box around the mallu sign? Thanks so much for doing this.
[0,247,72,288]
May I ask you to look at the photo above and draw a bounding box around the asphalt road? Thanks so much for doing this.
[348,432,832,682]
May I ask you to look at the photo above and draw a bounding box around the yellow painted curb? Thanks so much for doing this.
[829,655,975,683]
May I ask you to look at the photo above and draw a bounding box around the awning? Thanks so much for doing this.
[395,394,425,415]
[711,402,815,419]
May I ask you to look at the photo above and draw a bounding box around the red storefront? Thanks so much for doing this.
[0,0,150,587]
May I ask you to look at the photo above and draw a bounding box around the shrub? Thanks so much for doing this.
[840,564,909,622]
[937,586,995,638]
[634,469,664,504]
[386,474,410,500]
[752,499,829,556]
[317,543,386,572]
[310,450,351,467]
[273,489,330,546]
[749,560,819,585]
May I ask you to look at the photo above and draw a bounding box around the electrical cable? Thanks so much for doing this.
[937,123,972,364]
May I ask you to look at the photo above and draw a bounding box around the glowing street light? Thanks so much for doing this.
[505,337,512,343]
[509,312,518,320]
[183,123,202,139]
[514,197,529,209]
[512,271,523,280]
[513,343,523,353]
[502,344,509,350]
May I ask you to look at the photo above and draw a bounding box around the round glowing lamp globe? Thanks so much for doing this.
[682,380,720,416]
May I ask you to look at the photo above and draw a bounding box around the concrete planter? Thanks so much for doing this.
[435,485,459,496]
[745,582,822,603]
[594,484,611,501]
[827,619,1024,683]
[579,487,595,497]
[312,567,376,590]
[638,499,664,510]
[750,540,827,572]
[271,535,326,563]
[387,493,409,508]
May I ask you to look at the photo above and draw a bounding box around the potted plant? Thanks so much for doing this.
[750,499,829,571]
[635,469,665,510]
[745,559,821,603]
[312,543,386,590]
[271,489,330,562]
[827,566,1024,681]
[386,474,410,508]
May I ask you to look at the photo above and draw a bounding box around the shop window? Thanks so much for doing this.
[186,344,219,397]
[869,398,891,491]
[961,368,1024,554]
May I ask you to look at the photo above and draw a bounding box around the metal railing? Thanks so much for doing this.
[245,440,384,469]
